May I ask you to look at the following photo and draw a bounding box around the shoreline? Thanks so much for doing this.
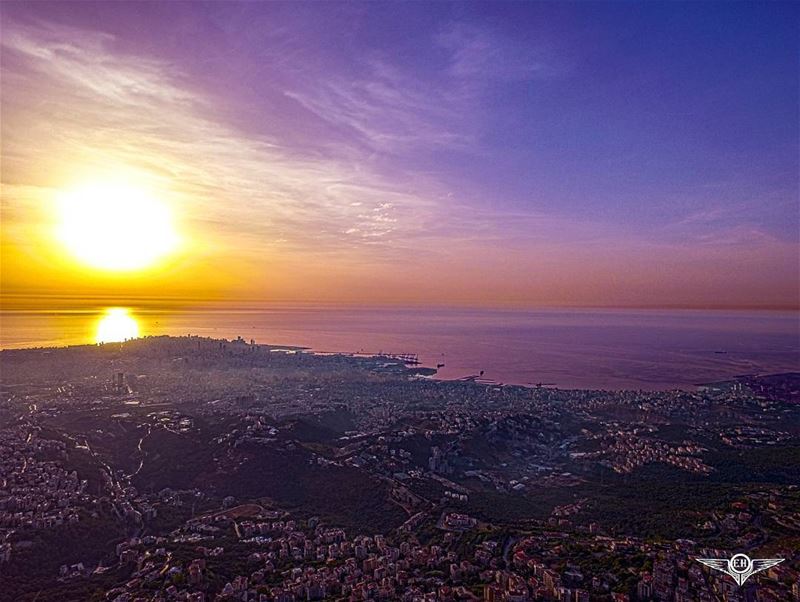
[2,333,798,396]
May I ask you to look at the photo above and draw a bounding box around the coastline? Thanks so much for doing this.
[2,334,798,397]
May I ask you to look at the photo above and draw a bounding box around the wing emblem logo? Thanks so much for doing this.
[696,553,784,586]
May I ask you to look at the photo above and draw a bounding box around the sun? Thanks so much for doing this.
[96,308,140,343]
[56,183,179,271]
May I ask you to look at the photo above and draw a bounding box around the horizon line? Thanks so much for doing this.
[1,293,798,313]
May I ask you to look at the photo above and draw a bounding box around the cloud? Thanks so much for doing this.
[285,58,472,152]
[0,17,588,266]
[281,20,565,156]
[2,22,196,108]
[662,199,796,247]
[0,19,447,261]
[436,22,560,82]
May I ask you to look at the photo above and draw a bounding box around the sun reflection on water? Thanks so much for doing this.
[95,308,140,343]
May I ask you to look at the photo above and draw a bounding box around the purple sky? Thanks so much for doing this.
[1,1,798,308]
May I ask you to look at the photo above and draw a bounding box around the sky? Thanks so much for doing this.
[1,1,798,310]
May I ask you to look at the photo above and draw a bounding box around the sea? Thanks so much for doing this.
[1,306,798,391]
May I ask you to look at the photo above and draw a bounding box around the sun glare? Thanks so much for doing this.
[57,183,179,271]
[96,308,140,343]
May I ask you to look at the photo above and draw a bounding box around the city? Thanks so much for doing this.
[1,336,797,601]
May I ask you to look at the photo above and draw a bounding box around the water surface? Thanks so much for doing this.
[1,307,797,390]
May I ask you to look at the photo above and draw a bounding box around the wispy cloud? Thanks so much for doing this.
[661,197,796,247]
[2,21,196,107]
[0,17,587,266]
[436,22,561,82]
[285,58,472,152]
[0,19,447,260]
[284,23,561,153]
